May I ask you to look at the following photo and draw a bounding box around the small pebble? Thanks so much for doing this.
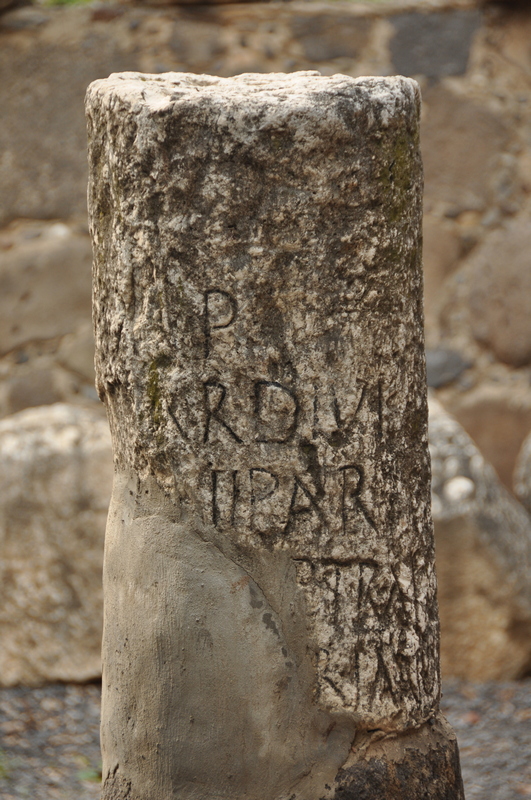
[444,475,476,503]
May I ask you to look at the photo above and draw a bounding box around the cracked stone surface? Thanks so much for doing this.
[87,71,462,800]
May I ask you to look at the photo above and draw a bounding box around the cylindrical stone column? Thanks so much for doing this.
[87,72,463,800]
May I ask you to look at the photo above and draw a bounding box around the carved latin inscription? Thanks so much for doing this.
[254,381,299,443]
[158,288,387,553]
[203,381,243,444]
[204,290,238,357]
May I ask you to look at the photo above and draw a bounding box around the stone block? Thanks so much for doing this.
[390,10,481,80]
[421,84,513,216]
[169,20,226,68]
[0,9,139,225]
[0,221,92,356]
[466,215,531,367]
[57,322,96,384]
[436,382,531,494]
[429,397,531,681]
[4,366,78,416]
[425,348,471,389]
[0,403,112,686]
[0,0,525,233]
[291,14,372,62]
[422,214,461,337]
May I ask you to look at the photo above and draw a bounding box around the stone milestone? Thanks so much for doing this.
[87,72,463,799]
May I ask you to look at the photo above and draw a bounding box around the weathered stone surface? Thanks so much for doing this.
[429,397,531,681]
[333,714,462,800]
[291,14,372,63]
[56,321,96,384]
[0,11,139,225]
[0,220,92,356]
[169,17,226,68]
[421,84,514,216]
[390,9,481,80]
[466,216,531,367]
[0,352,100,420]
[0,0,526,232]
[422,214,461,338]
[514,430,531,515]
[436,381,531,494]
[0,221,99,419]
[88,71,462,799]
[0,403,112,686]
[425,347,471,389]
[3,366,78,416]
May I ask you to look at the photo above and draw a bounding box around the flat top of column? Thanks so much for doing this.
[86,71,419,123]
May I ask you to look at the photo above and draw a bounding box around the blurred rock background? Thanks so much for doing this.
[1,0,531,689]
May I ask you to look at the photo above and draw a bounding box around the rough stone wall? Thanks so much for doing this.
[2,0,531,684]
[1,0,531,493]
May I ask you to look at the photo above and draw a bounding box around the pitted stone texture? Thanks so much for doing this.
[429,397,531,681]
[87,72,454,799]
[0,403,112,686]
